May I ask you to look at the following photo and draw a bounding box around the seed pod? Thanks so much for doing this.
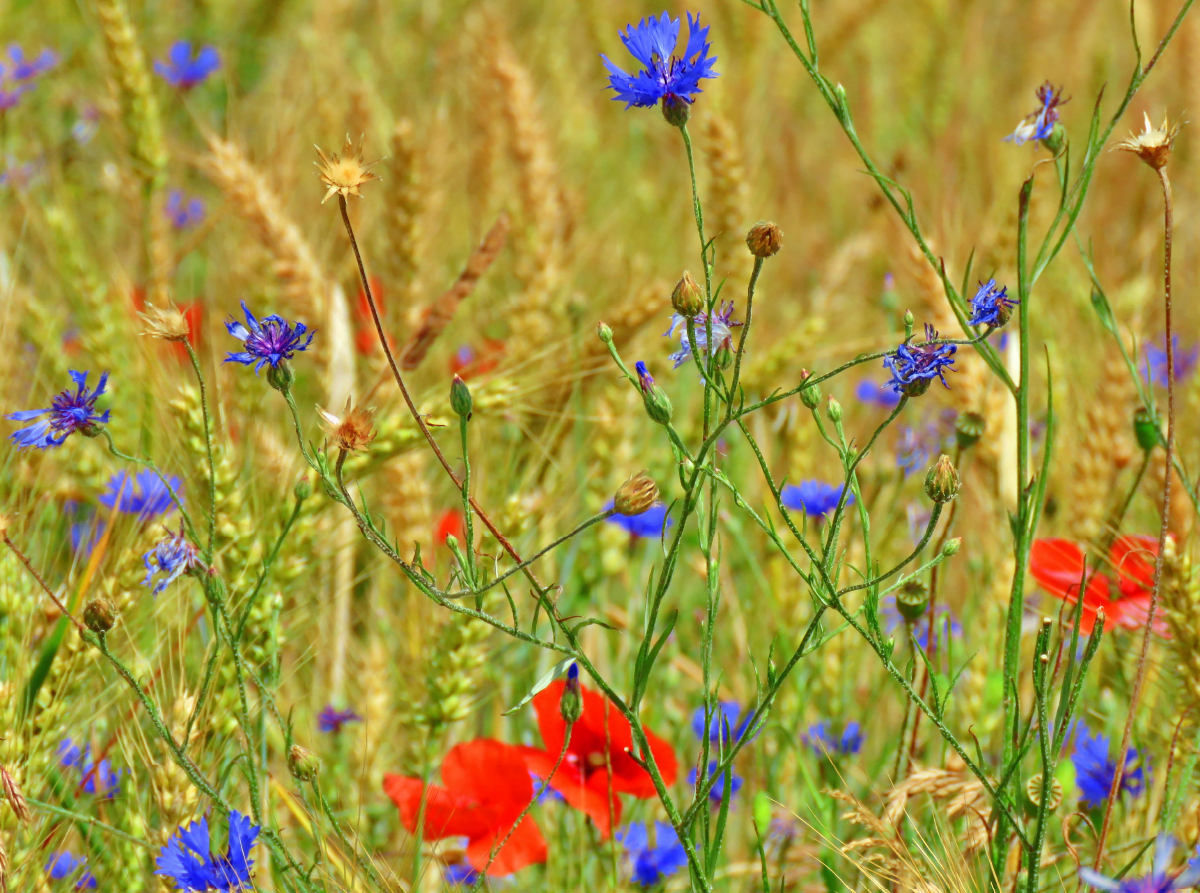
[1133,407,1163,453]
[895,579,929,622]
[924,454,961,504]
[955,412,986,451]
[1022,774,1063,817]
[745,221,783,258]
[615,474,658,516]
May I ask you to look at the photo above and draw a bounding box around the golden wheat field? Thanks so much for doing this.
[2,0,1200,890]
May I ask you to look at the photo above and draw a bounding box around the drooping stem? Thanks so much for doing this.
[1094,165,1175,868]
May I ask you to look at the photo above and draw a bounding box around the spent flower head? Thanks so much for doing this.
[602,12,718,123]
[1004,81,1067,146]
[316,136,379,204]
[138,300,193,342]
[7,370,110,450]
[224,301,314,373]
[883,324,956,397]
[143,526,202,596]
[968,279,1017,328]
[1117,112,1181,171]
[317,396,376,453]
[665,302,741,372]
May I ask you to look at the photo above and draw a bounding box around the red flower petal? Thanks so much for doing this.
[519,746,621,838]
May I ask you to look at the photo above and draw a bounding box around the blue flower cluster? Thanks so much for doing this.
[155,41,220,89]
[781,480,852,521]
[883,324,956,397]
[58,739,122,797]
[855,379,902,409]
[1004,82,1067,146]
[1,44,56,112]
[166,189,207,230]
[156,811,260,891]
[604,500,674,539]
[665,302,740,372]
[318,704,362,733]
[968,279,1017,328]
[802,721,865,758]
[1070,722,1146,809]
[7,370,110,450]
[1079,834,1200,892]
[618,821,688,886]
[691,701,754,745]
[602,12,717,116]
[1143,337,1200,386]
[225,301,314,372]
[143,528,202,596]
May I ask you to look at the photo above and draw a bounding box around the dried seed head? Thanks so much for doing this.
[138,300,192,342]
[0,768,28,823]
[671,271,704,317]
[1022,774,1063,816]
[82,597,117,633]
[746,221,783,258]
[317,396,376,453]
[1117,112,1181,171]
[315,135,379,204]
[614,473,659,516]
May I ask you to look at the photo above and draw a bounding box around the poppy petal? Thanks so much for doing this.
[521,746,621,838]
[464,811,547,876]
[382,774,492,840]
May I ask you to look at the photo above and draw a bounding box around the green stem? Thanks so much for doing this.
[184,340,218,560]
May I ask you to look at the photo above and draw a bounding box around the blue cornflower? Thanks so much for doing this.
[802,721,865,757]
[154,41,220,89]
[166,190,206,230]
[855,379,902,409]
[101,469,181,520]
[618,821,689,887]
[318,704,362,733]
[224,301,314,372]
[58,739,122,797]
[968,279,1017,328]
[635,360,655,391]
[691,701,753,744]
[881,596,962,650]
[530,770,566,804]
[602,12,717,119]
[781,480,852,521]
[1005,82,1067,146]
[7,370,111,450]
[443,863,480,886]
[883,324,956,396]
[1143,337,1200,386]
[70,517,106,558]
[156,811,260,891]
[9,45,57,81]
[688,761,742,804]
[46,851,98,889]
[143,528,202,595]
[604,500,674,539]
[1071,722,1146,809]
[665,302,741,372]
[1080,834,1200,892]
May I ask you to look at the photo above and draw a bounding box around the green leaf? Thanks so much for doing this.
[753,791,773,837]
[502,658,575,716]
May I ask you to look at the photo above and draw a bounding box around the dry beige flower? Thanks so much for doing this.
[137,301,191,342]
[318,396,376,452]
[315,136,379,203]
[1117,112,1181,170]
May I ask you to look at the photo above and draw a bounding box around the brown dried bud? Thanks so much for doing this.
[288,744,321,782]
[137,301,192,342]
[317,396,376,453]
[82,597,117,633]
[1117,112,1180,171]
[315,135,379,203]
[1,768,29,823]
[746,221,783,258]
[924,454,961,504]
[671,272,704,317]
[614,474,659,517]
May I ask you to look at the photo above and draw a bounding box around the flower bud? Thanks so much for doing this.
[596,322,614,344]
[955,412,986,451]
[615,474,658,516]
[81,423,103,438]
[924,454,961,504]
[895,579,929,622]
[1,767,29,823]
[288,744,321,782]
[661,95,690,127]
[745,221,783,258]
[714,344,733,370]
[826,397,843,423]
[294,476,313,501]
[671,272,704,317]
[1022,774,1063,818]
[450,375,473,418]
[82,597,116,633]
[267,359,295,392]
[636,361,673,425]
[798,371,822,409]
[559,663,583,724]
[1133,407,1163,453]
[941,537,962,557]
[1041,124,1067,156]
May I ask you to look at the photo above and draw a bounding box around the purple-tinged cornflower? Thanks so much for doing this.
[443,863,481,886]
[154,41,220,90]
[1004,82,1068,146]
[883,324,956,397]
[7,370,111,450]
[58,739,122,797]
[802,721,864,758]
[156,810,260,891]
[143,528,202,595]
[602,12,718,120]
[968,279,1018,328]
[617,821,689,887]
[691,701,754,744]
[855,379,902,409]
[665,302,741,371]
[46,851,98,890]
[635,360,655,391]
[318,704,362,733]
[688,762,742,804]
[101,469,182,520]
[166,190,206,230]
[8,45,57,81]
[604,500,674,539]
[224,301,314,372]
[1143,337,1200,386]
[1071,721,1146,809]
[881,596,962,650]
[781,480,852,521]
[1080,834,1200,892]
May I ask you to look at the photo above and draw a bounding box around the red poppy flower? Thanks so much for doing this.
[436,508,466,546]
[1029,536,1168,635]
[354,276,395,356]
[519,679,677,839]
[383,739,547,876]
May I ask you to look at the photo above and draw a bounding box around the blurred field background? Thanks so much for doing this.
[1,0,1199,888]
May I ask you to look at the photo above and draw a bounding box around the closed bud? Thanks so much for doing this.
[826,397,843,423]
[636,362,673,425]
[559,663,583,724]
[924,454,961,504]
[798,371,822,409]
[267,359,295,392]
[661,95,690,127]
[1041,123,1067,156]
[288,744,321,782]
[1,767,29,823]
[444,534,460,553]
[903,309,915,333]
[596,322,614,344]
[942,537,962,557]
[745,221,783,258]
[1133,407,1163,453]
[615,474,659,516]
[955,412,986,451]
[83,597,116,633]
[1022,774,1063,817]
[450,375,473,418]
[895,579,929,622]
[671,272,704,316]
[294,475,313,501]
[714,344,733,370]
